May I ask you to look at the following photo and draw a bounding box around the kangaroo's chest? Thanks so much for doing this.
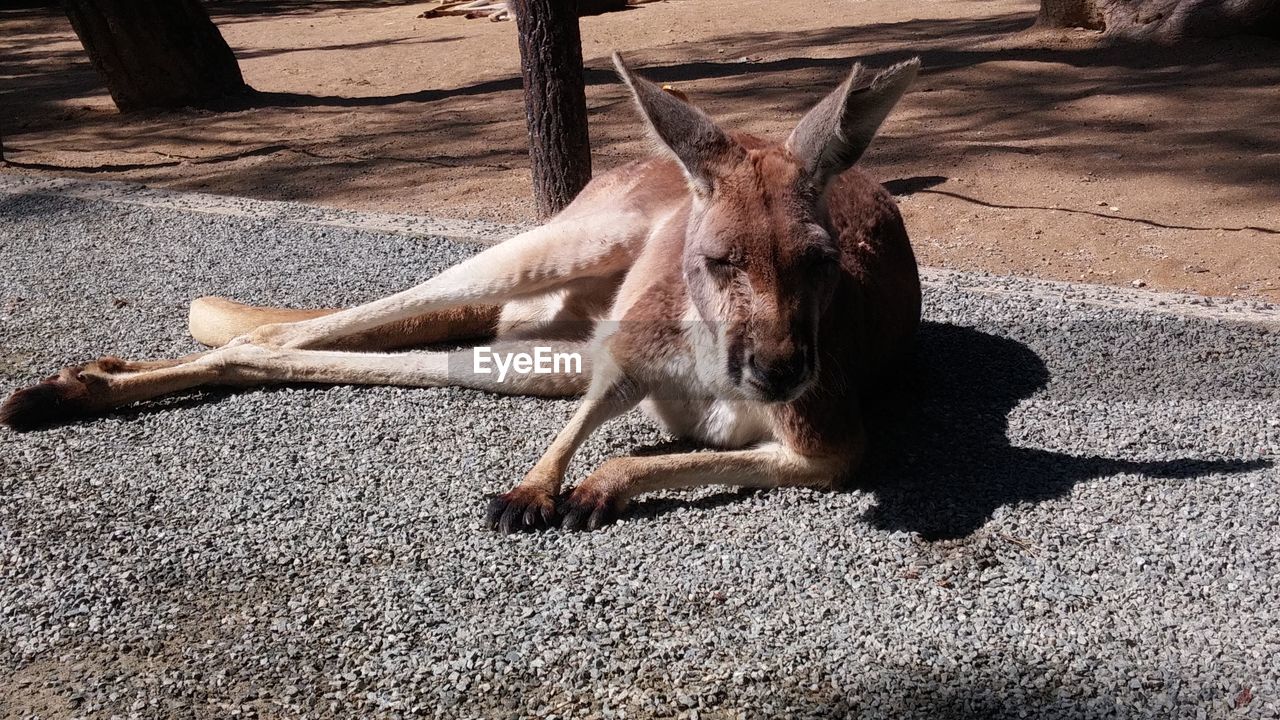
[603,236,779,448]
[641,393,773,449]
[631,320,776,448]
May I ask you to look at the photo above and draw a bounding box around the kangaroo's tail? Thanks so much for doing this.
[188,297,337,347]
[188,296,501,350]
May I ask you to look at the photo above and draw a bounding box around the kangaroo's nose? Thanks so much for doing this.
[744,349,809,400]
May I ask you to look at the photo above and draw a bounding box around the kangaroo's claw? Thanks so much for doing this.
[485,487,558,534]
[559,485,626,531]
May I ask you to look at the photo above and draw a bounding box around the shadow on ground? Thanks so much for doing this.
[1,312,1268,539]
[5,7,1279,193]
[632,322,1270,540]
[855,323,1270,540]
[768,667,1131,720]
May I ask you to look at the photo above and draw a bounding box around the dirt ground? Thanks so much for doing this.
[1,0,1277,300]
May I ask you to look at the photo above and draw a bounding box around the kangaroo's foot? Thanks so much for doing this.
[485,485,559,534]
[1,352,222,432]
[559,482,629,532]
[1,363,114,431]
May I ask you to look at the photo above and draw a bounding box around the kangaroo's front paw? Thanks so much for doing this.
[560,483,629,532]
[485,485,559,534]
[0,366,105,431]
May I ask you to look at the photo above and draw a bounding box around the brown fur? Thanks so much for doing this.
[0,368,98,431]
[190,297,501,350]
[3,53,922,535]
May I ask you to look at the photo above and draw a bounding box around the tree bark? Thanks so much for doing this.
[1037,0,1280,42]
[510,0,593,219]
[64,0,250,112]
[1037,0,1105,30]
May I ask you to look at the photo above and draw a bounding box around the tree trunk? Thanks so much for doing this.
[64,0,250,112]
[1037,0,1105,30]
[510,0,593,219]
[1037,0,1280,42]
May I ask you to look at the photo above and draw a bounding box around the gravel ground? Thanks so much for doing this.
[1,185,1278,719]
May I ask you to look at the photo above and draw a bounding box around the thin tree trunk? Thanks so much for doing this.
[64,0,250,112]
[510,0,593,219]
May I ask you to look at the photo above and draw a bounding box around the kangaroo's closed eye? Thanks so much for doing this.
[704,256,737,275]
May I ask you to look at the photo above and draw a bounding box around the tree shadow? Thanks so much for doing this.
[207,0,435,23]
[764,665,1131,719]
[138,8,1255,113]
[882,174,947,196]
[912,186,1280,234]
[232,34,469,62]
[6,5,1279,208]
[228,12,1280,108]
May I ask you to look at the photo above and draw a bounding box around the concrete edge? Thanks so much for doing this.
[4,171,1277,327]
[919,269,1280,326]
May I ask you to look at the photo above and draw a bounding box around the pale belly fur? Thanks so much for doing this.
[641,394,774,449]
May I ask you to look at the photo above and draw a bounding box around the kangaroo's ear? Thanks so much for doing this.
[613,52,743,195]
[786,58,920,190]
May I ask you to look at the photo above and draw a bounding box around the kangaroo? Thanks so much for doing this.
[0,53,922,533]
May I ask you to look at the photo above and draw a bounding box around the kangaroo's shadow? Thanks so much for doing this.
[849,322,1270,540]
[625,322,1269,537]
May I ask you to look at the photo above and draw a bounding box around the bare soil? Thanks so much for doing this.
[2,0,1277,300]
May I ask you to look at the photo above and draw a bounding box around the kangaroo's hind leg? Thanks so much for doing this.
[0,332,594,432]
[0,298,505,428]
[237,207,648,350]
[1,205,636,430]
[0,274,618,431]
